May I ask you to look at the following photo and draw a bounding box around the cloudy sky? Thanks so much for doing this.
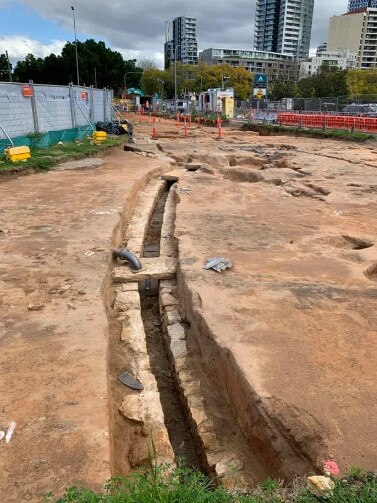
[0,0,349,65]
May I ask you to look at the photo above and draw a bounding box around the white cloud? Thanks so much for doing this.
[0,36,65,61]
[114,47,165,69]
[2,0,352,65]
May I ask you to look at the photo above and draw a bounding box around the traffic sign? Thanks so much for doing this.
[254,73,268,87]
[253,73,268,99]
[255,89,264,99]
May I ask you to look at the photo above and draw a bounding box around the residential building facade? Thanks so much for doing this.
[164,16,198,69]
[199,48,299,81]
[254,0,315,59]
[328,8,377,69]
[348,0,377,12]
[300,50,358,76]
[316,42,328,55]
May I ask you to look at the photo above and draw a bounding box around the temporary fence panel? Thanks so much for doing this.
[73,86,92,128]
[0,81,114,141]
[0,83,35,138]
[34,84,72,132]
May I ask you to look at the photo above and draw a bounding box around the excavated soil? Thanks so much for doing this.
[132,119,377,476]
[1,118,377,501]
[0,149,170,502]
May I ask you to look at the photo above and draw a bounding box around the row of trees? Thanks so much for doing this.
[143,64,377,100]
[0,39,143,91]
[270,65,377,100]
[141,63,253,100]
[2,39,377,99]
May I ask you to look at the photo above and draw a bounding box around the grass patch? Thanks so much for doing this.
[241,123,375,142]
[44,466,377,503]
[0,136,126,174]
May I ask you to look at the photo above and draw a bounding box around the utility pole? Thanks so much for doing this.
[71,6,80,86]
[5,51,12,82]
[94,67,97,88]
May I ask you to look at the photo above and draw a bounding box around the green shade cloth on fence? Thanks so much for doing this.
[0,126,94,154]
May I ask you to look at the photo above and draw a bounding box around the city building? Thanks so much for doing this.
[300,50,358,76]
[316,42,328,55]
[328,8,377,69]
[199,48,299,81]
[164,16,198,69]
[254,0,315,59]
[348,0,377,12]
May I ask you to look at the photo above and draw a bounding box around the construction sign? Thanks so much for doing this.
[253,73,268,99]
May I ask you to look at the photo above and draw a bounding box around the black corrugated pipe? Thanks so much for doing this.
[112,248,142,271]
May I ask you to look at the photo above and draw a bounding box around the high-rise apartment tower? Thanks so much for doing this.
[254,0,315,59]
[348,0,377,12]
[164,16,198,69]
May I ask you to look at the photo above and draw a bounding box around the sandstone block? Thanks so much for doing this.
[121,309,146,351]
[113,258,177,283]
[161,292,178,308]
[114,291,140,312]
[186,162,203,171]
[170,339,187,359]
[201,431,218,450]
[167,323,185,342]
[122,283,139,292]
[190,405,208,426]
[164,309,181,326]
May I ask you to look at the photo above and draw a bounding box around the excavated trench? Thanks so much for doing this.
[105,157,322,487]
[139,183,205,469]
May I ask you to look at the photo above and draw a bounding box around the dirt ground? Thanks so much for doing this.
[0,148,167,502]
[1,118,377,500]
[147,121,377,475]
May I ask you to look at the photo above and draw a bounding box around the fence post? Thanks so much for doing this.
[29,80,39,133]
[69,83,76,127]
[90,85,94,124]
[110,90,114,121]
[103,88,107,121]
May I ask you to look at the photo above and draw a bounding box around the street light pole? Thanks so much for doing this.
[71,6,80,86]
[174,44,181,112]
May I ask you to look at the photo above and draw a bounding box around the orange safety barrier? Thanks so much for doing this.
[277,113,377,134]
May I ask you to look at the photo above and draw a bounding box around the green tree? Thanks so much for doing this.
[295,64,348,98]
[268,79,297,100]
[12,40,143,94]
[161,63,252,100]
[296,77,316,98]
[313,64,348,97]
[347,69,377,96]
[13,54,44,83]
[0,53,12,81]
[138,59,159,71]
[141,69,171,96]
